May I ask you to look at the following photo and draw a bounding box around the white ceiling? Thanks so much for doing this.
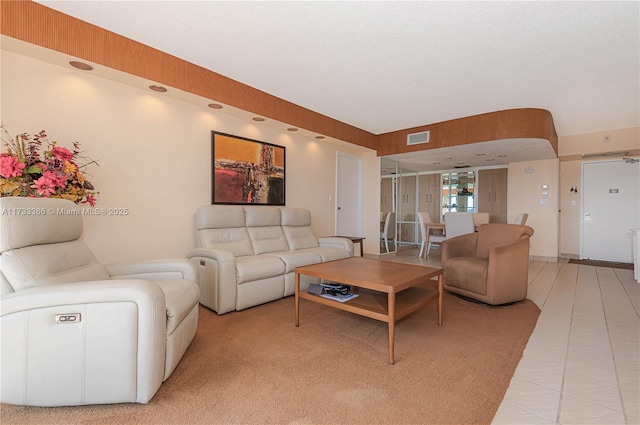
[35,1,640,171]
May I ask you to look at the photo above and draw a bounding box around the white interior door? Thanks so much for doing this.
[582,159,640,262]
[336,152,362,236]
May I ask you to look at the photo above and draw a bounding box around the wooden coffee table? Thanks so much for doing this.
[294,257,443,364]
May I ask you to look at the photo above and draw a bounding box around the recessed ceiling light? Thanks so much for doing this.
[498,155,507,158]
[433,162,440,165]
[69,61,93,71]
[315,136,325,139]
[486,159,495,162]
[445,157,452,160]
[252,117,265,122]
[149,85,167,92]
[287,128,298,132]
[208,103,223,109]
[476,153,485,156]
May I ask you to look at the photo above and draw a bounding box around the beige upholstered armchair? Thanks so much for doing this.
[0,197,200,406]
[441,223,534,305]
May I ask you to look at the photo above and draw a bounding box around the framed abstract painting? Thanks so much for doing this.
[211,131,286,205]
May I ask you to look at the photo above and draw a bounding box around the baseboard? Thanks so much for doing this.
[529,255,559,263]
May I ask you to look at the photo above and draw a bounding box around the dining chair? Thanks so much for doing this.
[514,213,529,225]
[417,212,446,257]
[472,212,490,228]
[444,212,476,239]
[380,212,397,253]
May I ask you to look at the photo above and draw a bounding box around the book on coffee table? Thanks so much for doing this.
[319,292,359,302]
[306,283,359,302]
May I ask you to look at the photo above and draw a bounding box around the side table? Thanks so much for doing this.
[329,236,365,257]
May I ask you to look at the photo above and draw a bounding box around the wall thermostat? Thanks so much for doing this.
[524,166,533,174]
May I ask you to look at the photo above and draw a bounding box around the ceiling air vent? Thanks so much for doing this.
[407,131,430,146]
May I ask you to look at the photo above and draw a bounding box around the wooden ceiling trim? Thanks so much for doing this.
[2,1,377,150]
[377,108,558,157]
[1,1,165,82]
[2,3,556,155]
[163,55,378,149]
[103,32,164,82]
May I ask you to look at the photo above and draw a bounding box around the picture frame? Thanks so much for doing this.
[211,131,286,205]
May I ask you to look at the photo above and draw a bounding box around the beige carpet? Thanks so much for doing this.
[1,292,540,425]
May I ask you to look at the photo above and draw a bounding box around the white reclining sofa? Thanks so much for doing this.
[0,197,200,406]
[187,205,354,314]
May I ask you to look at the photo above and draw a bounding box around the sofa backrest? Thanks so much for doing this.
[194,205,320,256]
[475,223,534,258]
[244,207,289,255]
[281,208,320,250]
[194,205,254,256]
[0,197,110,292]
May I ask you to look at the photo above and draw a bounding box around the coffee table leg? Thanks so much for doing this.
[295,272,300,327]
[388,292,396,365]
[438,273,443,326]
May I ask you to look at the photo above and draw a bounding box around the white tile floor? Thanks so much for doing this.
[381,249,640,425]
[494,259,639,425]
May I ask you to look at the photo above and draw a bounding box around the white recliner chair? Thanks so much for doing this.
[0,197,200,406]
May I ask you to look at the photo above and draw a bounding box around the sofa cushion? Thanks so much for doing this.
[154,279,200,335]
[264,250,322,273]
[197,228,254,257]
[281,208,320,250]
[2,240,110,291]
[245,207,281,227]
[280,208,311,226]
[247,226,289,254]
[0,197,83,252]
[283,226,320,250]
[443,257,488,295]
[195,205,245,232]
[303,247,350,262]
[235,255,285,284]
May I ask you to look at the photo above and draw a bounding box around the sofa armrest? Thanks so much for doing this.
[441,232,478,265]
[186,248,237,314]
[105,258,197,283]
[1,281,166,406]
[318,237,354,256]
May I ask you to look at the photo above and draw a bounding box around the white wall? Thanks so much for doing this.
[559,127,639,156]
[1,50,373,263]
[361,152,381,255]
[558,127,640,257]
[508,159,560,259]
[559,160,582,256]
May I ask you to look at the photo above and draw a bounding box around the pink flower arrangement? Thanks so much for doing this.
[0,125,99,205]
[0,154,26,178]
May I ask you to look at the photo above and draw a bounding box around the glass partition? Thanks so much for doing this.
[380,159,398,253]
[442,171,476,218]
[397,172,417,246]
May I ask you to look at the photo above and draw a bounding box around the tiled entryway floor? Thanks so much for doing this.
[493,259,639,425]
[380,249,639,425]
